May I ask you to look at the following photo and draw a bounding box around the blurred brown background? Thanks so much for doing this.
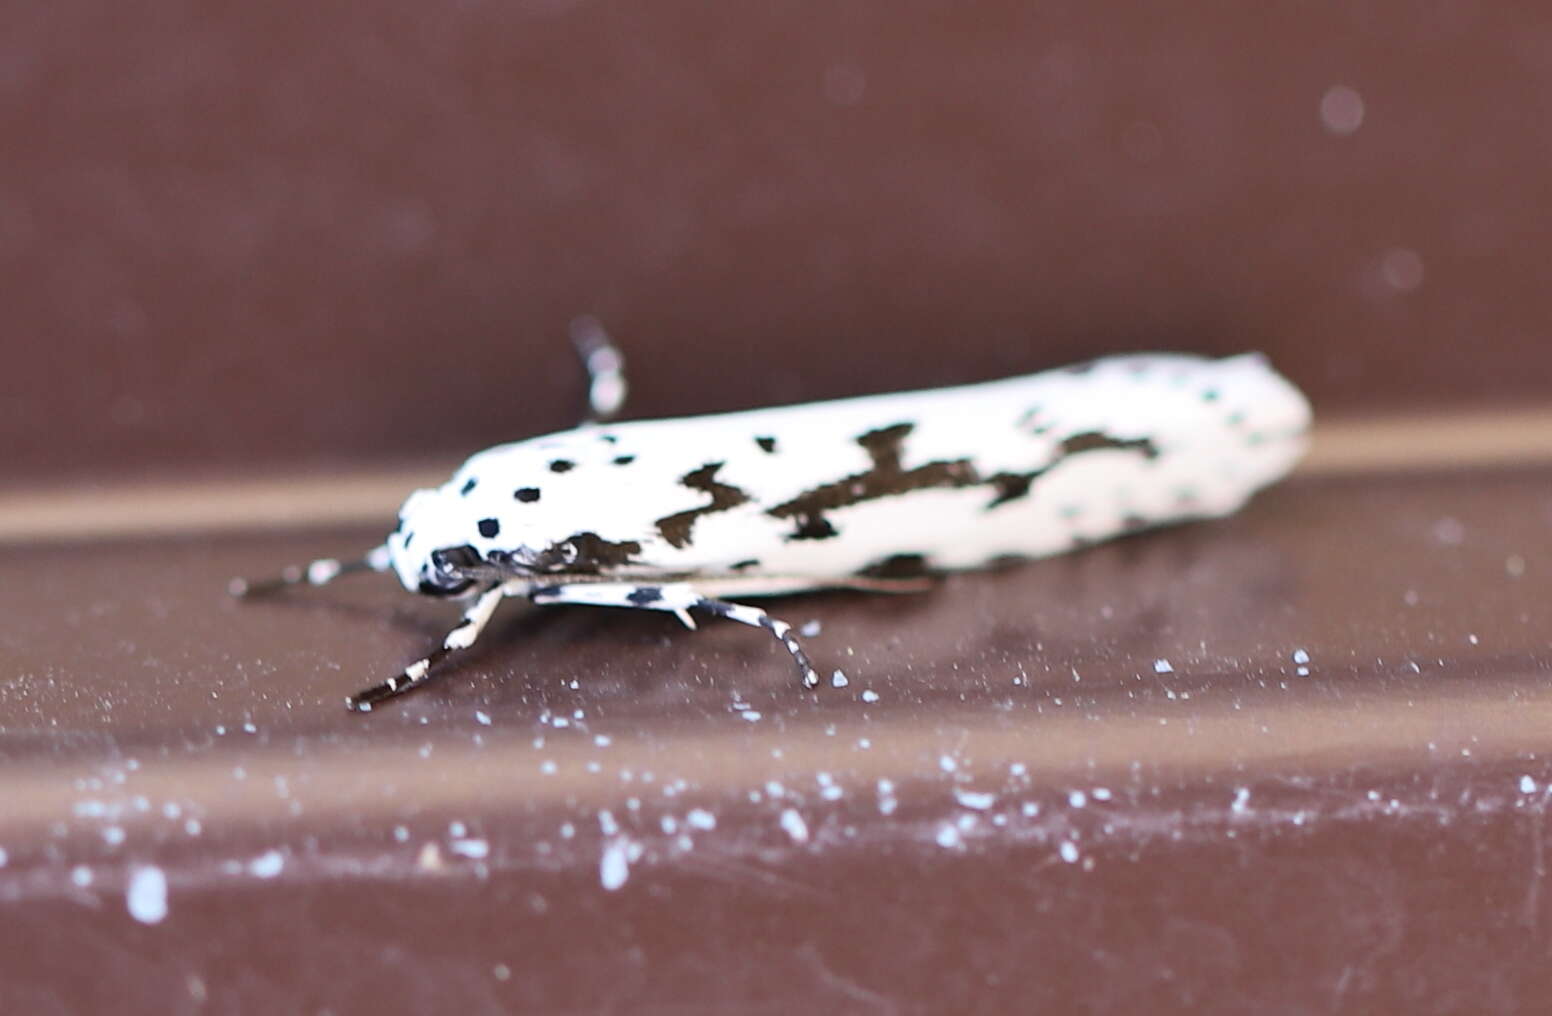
[6,2,1549,486]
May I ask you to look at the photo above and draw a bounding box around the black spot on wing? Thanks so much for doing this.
[613,455,635,466]
[521,532,643,574]
[730,558,761,571]
[980,431,1161,511]
[549,459,574,473]
[627,586,663,605]
[514,487,541,503]
[599,433,618,444]
[655,462,751,549]
[477,518,500,538]
[857,553,931,579]
[767,422,979,541]
[755,436,777,453]
[1060,431,1158,460]
[460,478,478,495]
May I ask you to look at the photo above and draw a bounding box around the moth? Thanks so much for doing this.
[233,319,1311,711]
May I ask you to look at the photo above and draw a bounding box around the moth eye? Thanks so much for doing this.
[430,545,480,572]
[478,518,500,538]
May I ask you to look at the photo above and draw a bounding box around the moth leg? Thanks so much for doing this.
[229,545,391,599]
[346,584,507,712]
[569,314,627,424]
[530,582,821,690]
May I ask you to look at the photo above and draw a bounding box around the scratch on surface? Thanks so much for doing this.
[1522,803,1546,931]
[797,942,900,1015]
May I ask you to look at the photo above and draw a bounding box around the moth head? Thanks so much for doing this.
[386,487,495,597]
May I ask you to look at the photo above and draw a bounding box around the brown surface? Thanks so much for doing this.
[5,2,1552,484]
[2,467,1550,1012]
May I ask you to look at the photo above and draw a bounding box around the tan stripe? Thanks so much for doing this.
[0,407,1548,544]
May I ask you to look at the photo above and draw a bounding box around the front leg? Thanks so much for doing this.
[346,584,508,711]
[530,582,821,690]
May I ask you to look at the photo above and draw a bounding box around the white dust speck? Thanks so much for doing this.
[599,838,631,891]
[954,789,996,811]
[493,964,511,981]
[102,826,126,846]
[0,847,7,867]
[1091,787,1112,801]
[451,838,489,859]
[598,810,619,835]
[449,821,466,837]
[1521,775,1538,795]
[242,722,257,734]
[1292,648,1310,664]
[1231,787,1251,814]
[1009,763,1027,778]
[938,754,958,773]
[1320,85,1364,134]
[1058,840,1080,864]
[1153,659,1173,674]
[474,710,492,726]
[860,689,880,703]
[1432,516,1465,545]
[779,808,809,844]
[1507,555,1527,577]
[540,760,557,775]
[686,808,716,831]
[1021,801,1040,817]
[741,710,762,723]
[417,842,445,871]
[1296,666,1310,676]
[248,850,284,879]
[1468,634,1479,646]
[594,734,612,747]
[801,619,823,637]
[184,819,202,837]
[126,866,168,924]
[392,825,409,843]
[936,824,963,849]
[1381,248,1425,292]
[823,62,866,106]
[1068,790,1087,809]
[71,865,93,888]
[830,670,849,688]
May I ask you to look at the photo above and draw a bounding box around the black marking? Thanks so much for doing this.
[460,478,478,496]
[1066,361,1097,375]
[549,459,575,473]
[767,423,979,541]
[477,518,500,539]
[755,436,777,454]
[1059,431,1159,459]
[600,434,618,444]
[1202,389,1220,403]
[627,586,663,605]
[984,471,1035,508]
[403,531,415,549]
[514,487,541,503]
[730,558,761,571]
[549,532,642,573]
[655,463,751,549]
[857,553,931,579]
[981,430,1160,512]
[613,455,635,466]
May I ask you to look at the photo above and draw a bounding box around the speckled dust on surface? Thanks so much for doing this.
[1,470,1549,910]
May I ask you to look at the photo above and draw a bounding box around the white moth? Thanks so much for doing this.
[234,319,1311,711]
